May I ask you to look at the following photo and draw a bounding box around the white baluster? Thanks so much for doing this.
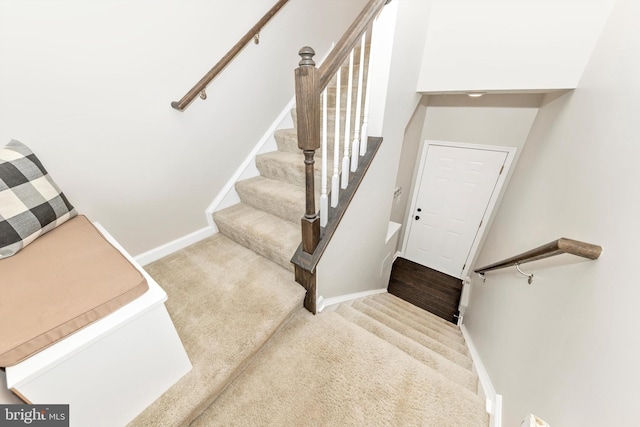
[351,32,366,173]
[360,35,373,156]
[320,88,328,227]
[331,68,341,208]
[341,50,354,189]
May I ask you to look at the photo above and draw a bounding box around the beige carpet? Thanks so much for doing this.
[128,232,489,426]
[130,43,487,425]
[128,234,305,426]
[192,304,488,426]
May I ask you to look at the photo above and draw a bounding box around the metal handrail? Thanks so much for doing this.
[171,0,289,112]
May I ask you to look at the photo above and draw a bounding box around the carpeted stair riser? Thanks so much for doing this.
[361,297,468,352]
[350,300,473,370]
[274,128,356,164]
[325,83,368,111]
[328,52,370,85]
[235,176,316,225]
[213,204,300,272]
[279,113,364,169]
[374,293,463,331]
[335,304,478,393]
[368,296,466,347]
[289,109,364,144]
[255,151,343,189]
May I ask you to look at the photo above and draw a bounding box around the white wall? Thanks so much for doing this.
[389,96,428,229]
[317,0,432,299]
[417,0,615,93]
[464,0,640,425]
[395,94,541,263]
[0,0,367,256]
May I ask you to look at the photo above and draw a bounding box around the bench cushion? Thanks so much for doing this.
[0,215,148,367]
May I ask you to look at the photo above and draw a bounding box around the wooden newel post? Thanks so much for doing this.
[295,47,321,255]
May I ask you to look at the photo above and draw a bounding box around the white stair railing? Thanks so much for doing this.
[320,87,329,227]
[341,50,354,189]
[331,68,341,207]
[360,35,374,156]
[317,30,373,227]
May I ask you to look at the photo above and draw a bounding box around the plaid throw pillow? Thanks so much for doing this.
[0,140,76,258]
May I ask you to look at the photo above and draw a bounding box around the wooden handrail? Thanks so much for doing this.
[318,0,388,90]
[171,0,289,112]
[474,238,602,275]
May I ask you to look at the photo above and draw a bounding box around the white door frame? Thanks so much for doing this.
[401,140,517,279]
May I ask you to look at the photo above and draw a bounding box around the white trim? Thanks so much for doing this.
[401,140,517,279]
[460,324,502,427]
[393,250,402,262]
[386,221,402,244]
[205,97,296,228]
[134,226,216,266]
[317,288,387,313]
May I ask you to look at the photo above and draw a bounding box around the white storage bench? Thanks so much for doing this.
[1,217,191,427]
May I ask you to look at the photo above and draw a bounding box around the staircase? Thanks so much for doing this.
[129,63,488,427]
[191,293,488,426]
[128,0,490,424]
[130,240,489,426]
[129,47,370,427]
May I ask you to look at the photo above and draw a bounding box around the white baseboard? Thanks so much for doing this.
[460,324,502,427]
[317,288,387,313]
[134,226,216,266]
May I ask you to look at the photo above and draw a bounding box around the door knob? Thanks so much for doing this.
[415,215,420,220]
[417,208,422,212]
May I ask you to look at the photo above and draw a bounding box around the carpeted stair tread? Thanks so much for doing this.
[335,304,478,393]
[274,126,353,160]
[213,203,299,272]
[361,297,468,351]
[291,107,362,135]
[350,300,473,370]
[235,176,307,224]
[129,234,305,427]
[192,309,488,427]
[256,151,340,188]
[375,292,462,331]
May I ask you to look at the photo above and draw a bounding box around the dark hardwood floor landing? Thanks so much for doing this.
[388,257,463,324]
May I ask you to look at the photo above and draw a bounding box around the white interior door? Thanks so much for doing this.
[405,143,508,278]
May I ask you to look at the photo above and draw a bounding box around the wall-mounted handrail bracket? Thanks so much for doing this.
[171,0,289,111]
[477,272,486,283]
[199,89,207,100]
[515,263,534,284]
[474,237,602,284]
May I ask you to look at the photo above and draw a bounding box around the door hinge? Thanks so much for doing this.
[499,165,504,175]
[478,219,483,228]
[461,263,466,272]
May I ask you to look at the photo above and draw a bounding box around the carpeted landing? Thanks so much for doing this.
[129,233,488,426]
